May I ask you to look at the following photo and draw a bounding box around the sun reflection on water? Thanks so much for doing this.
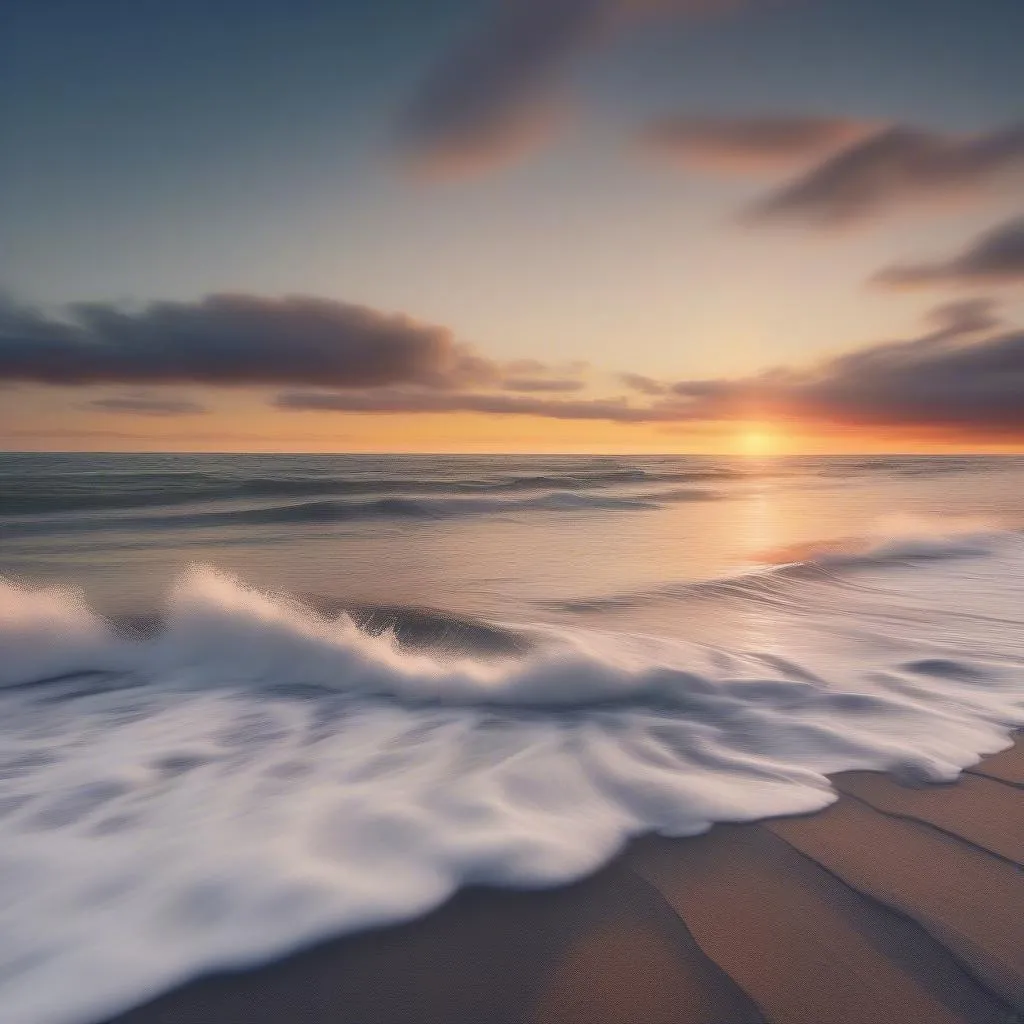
[737,457,787,655]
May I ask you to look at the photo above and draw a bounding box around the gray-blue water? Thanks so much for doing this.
[3,452,1023,623]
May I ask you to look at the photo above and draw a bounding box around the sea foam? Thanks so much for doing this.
[0,536,1023,1024]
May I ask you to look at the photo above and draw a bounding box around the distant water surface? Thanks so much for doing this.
[3,452,1023,621]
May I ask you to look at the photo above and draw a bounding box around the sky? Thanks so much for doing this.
[2,0,1023,453]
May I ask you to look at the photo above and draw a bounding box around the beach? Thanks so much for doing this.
[101,736,1023,1024]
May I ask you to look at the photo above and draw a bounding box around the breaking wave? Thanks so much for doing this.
[1,530,1023,1024]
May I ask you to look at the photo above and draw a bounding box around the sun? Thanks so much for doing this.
[737,426,779,458]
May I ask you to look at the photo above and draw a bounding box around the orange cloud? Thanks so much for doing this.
[397,0,771,179]
[640,114,875,174]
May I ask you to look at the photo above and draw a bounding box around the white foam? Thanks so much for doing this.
[0,579,120,687]
[0,542,1023,1024]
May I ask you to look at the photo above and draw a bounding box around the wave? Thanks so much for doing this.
[0,466,745,518]
[543,525,1016,614]
[0,487,729,538]
[468,467,744,492]
[0,547,1023,1024]
[815,455,1023,479]
[5,455,1019,520]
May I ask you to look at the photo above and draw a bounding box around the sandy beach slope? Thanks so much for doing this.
[102,737,1024,1024]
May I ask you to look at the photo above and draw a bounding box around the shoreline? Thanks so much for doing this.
[101,736,1024,1024]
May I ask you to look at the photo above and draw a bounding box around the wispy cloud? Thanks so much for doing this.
[397,0,756,179]
[744,122,1024,227]
[86,393,209,416]
[640,114,873,173]
[618,372,669,395]
[397,0,614,180]
[501,377,586,392]
[873,215,1024,288]
[274,389,652,422]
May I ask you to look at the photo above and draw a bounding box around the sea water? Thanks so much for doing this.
[1,453,1022,1024]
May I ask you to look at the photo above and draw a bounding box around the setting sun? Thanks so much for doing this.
[737,426,780,458]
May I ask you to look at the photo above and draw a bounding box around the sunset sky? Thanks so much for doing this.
[2,0,1023,452]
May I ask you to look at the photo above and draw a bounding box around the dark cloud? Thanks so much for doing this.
[274,299,1024,435]
[398,0,748,179]
[922,297,1003,336]
[87,393,209,416]
[873,216,1024,288]
[652,302,1024,434]
[501,377,585,392]
[274,389,653,422]
[0,293,497,389]
[745,122,1024,227]
[640,114,873,173]
[397,0,611,179]
[9,288,1021,439]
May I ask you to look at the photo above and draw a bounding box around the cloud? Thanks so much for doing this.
[0,427,336,445]
[0,293,498,389]
[640,114,874,173]
[275,304,1024,435]
[501,377,586,392]
[86,393,209,416]
[396,0,612,179]
[873,216,1024,288]
[274,389,653,422]
[922,297,1004,336]
[10,287,1021,439]
[397,0,749,179]
[745,122,1024,227]
[651,301,1024,434]
[619,372,669,395]
[267,297,1024,436]
[496,358,589,391]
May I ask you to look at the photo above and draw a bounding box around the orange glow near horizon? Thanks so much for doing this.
[736,425,782,458]
[5,408,1024,456]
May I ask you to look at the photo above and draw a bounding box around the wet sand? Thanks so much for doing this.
[103,737,1024,1024]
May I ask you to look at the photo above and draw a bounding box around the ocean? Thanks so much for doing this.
[1,452,1023,1024]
